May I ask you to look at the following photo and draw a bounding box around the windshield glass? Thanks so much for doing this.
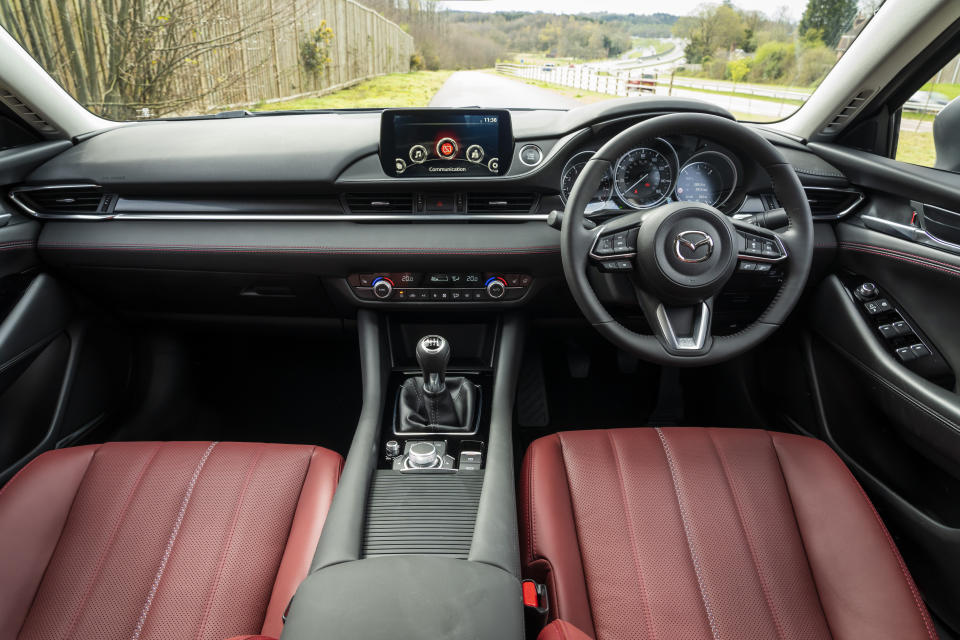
[0,0,881,121]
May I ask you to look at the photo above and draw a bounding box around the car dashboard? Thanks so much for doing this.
[5,97,862,324]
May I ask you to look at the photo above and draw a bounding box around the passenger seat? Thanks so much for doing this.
[0,441,342,640]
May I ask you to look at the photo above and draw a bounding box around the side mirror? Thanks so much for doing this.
[933,97,960,172]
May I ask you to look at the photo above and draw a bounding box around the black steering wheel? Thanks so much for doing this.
[561,113,813,366]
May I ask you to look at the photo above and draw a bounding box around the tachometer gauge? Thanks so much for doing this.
[560,151,613,211]
[614,143,677,209]
[675,151,737,207]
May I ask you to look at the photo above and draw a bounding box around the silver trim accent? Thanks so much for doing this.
[656,302,711,351]
[518,144,543,167]
[861,215,960,256]
[803,186,865,220]
[8,183,110,219]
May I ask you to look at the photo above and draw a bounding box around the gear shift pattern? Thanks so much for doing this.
[416,335,450,395]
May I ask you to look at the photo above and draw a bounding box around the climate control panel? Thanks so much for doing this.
[347,272,532,302]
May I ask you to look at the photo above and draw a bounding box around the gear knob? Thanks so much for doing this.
[416,335,450,395]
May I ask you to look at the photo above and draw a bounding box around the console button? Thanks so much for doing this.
[372,277,394,300]
[519,144,543,166]
[864,299,891,315]
[486,278,506,299]
[425,196,456,213]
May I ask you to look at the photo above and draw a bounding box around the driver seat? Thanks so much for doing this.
[521,428,937,640]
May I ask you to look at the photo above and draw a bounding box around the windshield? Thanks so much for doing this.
[0,0,881,122]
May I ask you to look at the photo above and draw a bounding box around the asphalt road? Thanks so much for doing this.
[429,71,581,109]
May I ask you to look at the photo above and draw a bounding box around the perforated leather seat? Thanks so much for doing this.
[0,441,341,640]
[521,427,937,640]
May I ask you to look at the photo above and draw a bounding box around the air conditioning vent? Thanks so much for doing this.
[803,187,864,219]
[344,193,413,214]
[466,193,537,215]
[0,88,58,135]
[11,185,115,216]
[820,90,873,135]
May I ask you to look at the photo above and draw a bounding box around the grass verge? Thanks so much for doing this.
[253,71,452,111]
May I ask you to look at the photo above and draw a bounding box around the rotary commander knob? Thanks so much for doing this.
[485,277,507,300]
[372,277,394,299]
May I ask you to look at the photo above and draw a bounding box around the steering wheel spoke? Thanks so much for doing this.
[636,289,714,355]
[587,210,647,271]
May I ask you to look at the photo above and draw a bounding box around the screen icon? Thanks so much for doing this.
[466,144,484,163]
[409,144,427,164]
[395,158,407,174]
[487,158,499,173]
[436,137,458,159]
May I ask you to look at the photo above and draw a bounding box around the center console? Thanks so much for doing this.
[279,310,526,640]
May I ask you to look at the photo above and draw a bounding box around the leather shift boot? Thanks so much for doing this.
[397,376,478,433]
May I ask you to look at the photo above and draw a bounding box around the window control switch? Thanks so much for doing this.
[878,324,898,339]
[910,343,931,358]
[896,346,917,362]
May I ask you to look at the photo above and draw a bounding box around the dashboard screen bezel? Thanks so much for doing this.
[379,109,514,178]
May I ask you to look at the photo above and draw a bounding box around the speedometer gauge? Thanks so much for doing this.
[560,151,613,211]
[614,144,676,209]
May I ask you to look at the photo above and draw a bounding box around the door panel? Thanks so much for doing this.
[805,142,960,631]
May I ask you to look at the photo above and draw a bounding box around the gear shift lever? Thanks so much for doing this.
[397,334,478,433]
[416,335,450,395]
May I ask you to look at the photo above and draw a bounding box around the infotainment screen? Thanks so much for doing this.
[380,109,513,178]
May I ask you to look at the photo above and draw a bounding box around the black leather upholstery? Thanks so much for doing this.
[397,376,478,433]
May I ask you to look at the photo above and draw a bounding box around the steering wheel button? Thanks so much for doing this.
[596,236,615,254]
[739,261,757,271]
[755,263,772,272]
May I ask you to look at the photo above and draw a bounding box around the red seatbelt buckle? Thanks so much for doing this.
[522,579,549,614]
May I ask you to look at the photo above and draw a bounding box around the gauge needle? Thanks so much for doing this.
[625,173,649,193]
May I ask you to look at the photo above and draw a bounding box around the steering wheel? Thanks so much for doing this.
[561,113,813,366]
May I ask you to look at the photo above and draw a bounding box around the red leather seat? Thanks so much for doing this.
[521,428,937,640]
[0,441,341,640]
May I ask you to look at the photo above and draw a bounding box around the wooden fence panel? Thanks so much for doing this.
[0,0,413,118]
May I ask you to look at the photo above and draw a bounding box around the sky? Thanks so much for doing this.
[437,0,809,21]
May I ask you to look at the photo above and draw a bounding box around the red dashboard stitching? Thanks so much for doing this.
[839,244,960,278]
[840,241,960,270]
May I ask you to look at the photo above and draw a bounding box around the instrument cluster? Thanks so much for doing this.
[559,135,742,218]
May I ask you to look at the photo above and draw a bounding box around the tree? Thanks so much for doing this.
[799,0,858,48]
[675,4,745,64]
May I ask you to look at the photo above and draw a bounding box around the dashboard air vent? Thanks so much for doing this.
[803,187,864,219]
[344,193,413,214]
[11,185,114,216]
[0,88,58,135]
[820,90,873,135]
[466,193,537,215]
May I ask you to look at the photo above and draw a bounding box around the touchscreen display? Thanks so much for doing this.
[381,110,512,178]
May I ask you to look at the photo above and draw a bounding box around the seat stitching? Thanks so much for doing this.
[132,442,218,640]
[556,433,599,638]
[15,446,102,640]
[767,434,834,639]
[194,443,266,640]
[606,430,657,640]
[63,443,163,640]
[706,430,786,640]
[655,428,721,640]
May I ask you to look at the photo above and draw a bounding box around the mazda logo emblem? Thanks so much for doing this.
[675,230,714,263]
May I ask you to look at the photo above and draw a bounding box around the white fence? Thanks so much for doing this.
[496,63,946,115]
